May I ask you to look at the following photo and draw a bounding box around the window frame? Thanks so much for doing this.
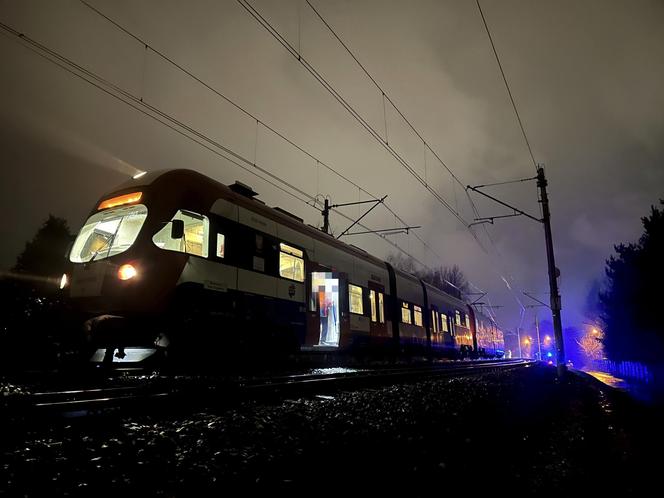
[401,301,412,324]
[152,209,210,259]
[413,305,423,327]
[378,292,385,323]
[70,204,148,263]
[369,289,377,322]
[349,284,364,315]
[278,242,305,282]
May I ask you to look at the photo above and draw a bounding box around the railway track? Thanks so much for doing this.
[5,359,536,419]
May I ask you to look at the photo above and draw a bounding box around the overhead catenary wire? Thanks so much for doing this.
[77,0,437,266]
[265,0,530,313]
[78,0,463,274]
[236,0,469,230]
[475,0,537,171]
[0,19,431,271]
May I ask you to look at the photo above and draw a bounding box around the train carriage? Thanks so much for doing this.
[65,169,499,364]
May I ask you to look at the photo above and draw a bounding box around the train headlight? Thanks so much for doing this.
[117,264,137,281]
[59,273,68,289]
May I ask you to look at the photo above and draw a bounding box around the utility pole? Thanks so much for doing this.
[466,165,566,376]
[535,312,541,361]
[322,198,330,235]
[537,165,566,376]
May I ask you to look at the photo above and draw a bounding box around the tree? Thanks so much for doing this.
[0,215,75,370]
[13,214,73,280]
[599,200,664,365]
[576,327,605,363]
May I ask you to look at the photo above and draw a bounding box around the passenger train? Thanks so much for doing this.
[63,169,504,364]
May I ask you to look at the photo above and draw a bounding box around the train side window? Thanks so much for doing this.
[279,243,304,282]
[465,314,471,329]
[441,313,449,333]
[153,210,209,258]
[369,290,377,322]
[216,233,225,258]
[431,310,438,334]
[378,293,385,323]
[455,310,462,326]
[401,302,412,324]
[413,305,423,327]
[349,284,364,315]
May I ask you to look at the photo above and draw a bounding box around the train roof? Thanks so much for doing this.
[106,169,392,269]
[422,280,468,309]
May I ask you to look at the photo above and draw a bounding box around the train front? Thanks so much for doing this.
[62,172,189,361]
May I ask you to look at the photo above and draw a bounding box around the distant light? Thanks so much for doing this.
[547,352,553,358]
[98,192,142,210]
[117,264,137,281]
[59,273,68,289]
[133,171,147,179]
[548,360,553,365]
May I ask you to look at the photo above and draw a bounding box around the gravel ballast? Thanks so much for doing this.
[1,364,659,496]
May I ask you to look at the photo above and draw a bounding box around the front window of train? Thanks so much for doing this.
[69,204,148,263]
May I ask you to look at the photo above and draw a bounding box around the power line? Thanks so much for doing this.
[295,0,531,311]
[79,0,474,274]
[475,0,537,170]
[305,0,465,187]
[77,0,440,266]
[0,19,432,270]
[236,0,469,230]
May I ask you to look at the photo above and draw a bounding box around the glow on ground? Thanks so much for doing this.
[584,370,630,389]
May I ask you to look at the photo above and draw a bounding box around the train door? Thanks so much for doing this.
[308,270,342,348]
[430,306,443,347]
[368,282,387,339]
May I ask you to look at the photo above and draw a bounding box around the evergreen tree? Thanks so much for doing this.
[12,215,73,279]
[600,200,664,365]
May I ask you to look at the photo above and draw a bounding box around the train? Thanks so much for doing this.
[62,169,504,365]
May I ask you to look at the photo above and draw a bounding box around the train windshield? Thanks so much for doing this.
[69,204,148,263]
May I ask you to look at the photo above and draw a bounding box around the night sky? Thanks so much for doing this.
[1,0,663,334]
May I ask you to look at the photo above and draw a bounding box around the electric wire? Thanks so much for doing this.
[236,0,469,229]
[475,0,537,170]
[291,0,530,314]
[78,0,433,264]
[78,0,462,273]
[0,19,430,270]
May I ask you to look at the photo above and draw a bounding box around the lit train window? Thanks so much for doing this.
[455,310,462,326]
[349,284,364,315]
[216,233,225,258]
[465,314,471,329]
[369,290,377,322]
[70,204,148,263]
[401,302,411,324]
[432,310,438,334]
[413,305,423,327]
[152,210,209,258]
[441,313,449,333]
[279,243,304,282]
[378,293,384,323]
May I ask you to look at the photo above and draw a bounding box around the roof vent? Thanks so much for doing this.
[229,181,258,199]
[274,207,303,223]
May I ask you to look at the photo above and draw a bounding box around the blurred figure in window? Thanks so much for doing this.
[327,295,338,345]
[319,290,329,345]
